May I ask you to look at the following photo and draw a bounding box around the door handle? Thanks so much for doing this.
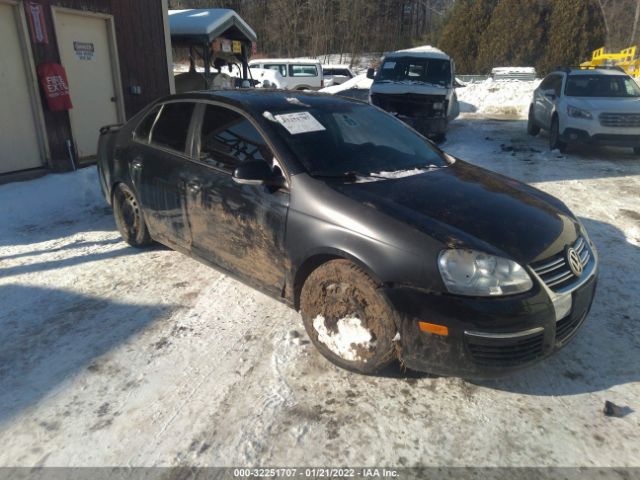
[131,159,143,170]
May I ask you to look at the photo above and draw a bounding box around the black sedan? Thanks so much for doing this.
[97,90,598,378]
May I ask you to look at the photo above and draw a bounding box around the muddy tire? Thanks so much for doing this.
[300,259,399,374]
[112,183,152,248]
[527,105,540,136]
[549,115,567,153]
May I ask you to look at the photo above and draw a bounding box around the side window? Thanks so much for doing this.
[150,102,195,153]
[264,64,287,77]
[539,75,554,91]
[289,64,318,77]
[199,105,273,172]
[135,105,161,143]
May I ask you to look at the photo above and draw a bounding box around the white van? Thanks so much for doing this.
[367,46,460,142]
[248,58,324,90]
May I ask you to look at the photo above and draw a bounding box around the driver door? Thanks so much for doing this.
[185,103,290,295]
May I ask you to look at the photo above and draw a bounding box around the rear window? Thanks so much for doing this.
[289,64,318,77]
[135,106,161,142]
[150,102,195,153]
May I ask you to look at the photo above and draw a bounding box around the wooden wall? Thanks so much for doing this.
[25,0,171,171]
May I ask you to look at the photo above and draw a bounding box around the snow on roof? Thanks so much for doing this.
[322,64,353,69]
[385,45,450,60]
[169,9,257,42]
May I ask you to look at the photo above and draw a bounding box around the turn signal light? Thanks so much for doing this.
[418,321,449,336]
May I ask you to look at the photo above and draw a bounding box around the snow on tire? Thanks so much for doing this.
[300,259,399,374]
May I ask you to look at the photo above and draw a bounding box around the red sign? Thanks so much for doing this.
[27,2,48,44]
[37,63,73,112]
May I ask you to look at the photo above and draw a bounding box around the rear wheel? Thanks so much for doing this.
[300,260,399,374]
[527,105,540,136]
[113,183,152,248]
[549,116,567,153]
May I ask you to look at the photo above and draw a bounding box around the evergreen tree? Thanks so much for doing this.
[475,0,548,74]
[437,0,497,74]
[538,0,606,74]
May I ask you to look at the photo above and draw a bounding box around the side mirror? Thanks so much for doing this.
[232,160,285,188]
[366,68,375,80]
[544,89,556,100]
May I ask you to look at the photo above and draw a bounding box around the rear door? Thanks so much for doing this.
[185,103,290,294]
[129,101,196,248]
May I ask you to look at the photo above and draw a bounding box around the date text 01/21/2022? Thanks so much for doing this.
[232,468,399,477]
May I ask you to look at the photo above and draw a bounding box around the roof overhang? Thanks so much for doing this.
[169,9,257,45]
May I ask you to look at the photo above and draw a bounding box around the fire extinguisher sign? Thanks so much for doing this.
[27,2,49,44]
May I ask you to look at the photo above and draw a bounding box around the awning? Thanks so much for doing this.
[169,9,257,45]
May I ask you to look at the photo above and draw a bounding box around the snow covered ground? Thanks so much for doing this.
[1,98,639,468]
[456,78,541,119]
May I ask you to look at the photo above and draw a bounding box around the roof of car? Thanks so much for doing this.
[164,89,364,112]
[557,68,628,76]
[384,45,450,60]
[322,64,353,69]
[249,58,321,65]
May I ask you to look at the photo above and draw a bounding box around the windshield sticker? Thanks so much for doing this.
[274,111,326,135]
[383,62,396,69]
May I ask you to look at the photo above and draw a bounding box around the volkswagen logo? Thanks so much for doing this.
[566,247,583,277]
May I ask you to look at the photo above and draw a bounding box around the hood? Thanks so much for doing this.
[568,96,640,113]
[370,81,451,96]
[330,161,580,264]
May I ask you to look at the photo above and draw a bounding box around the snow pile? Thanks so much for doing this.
[0,167,103,231]
[320,74,372,94]
[456,78,541,119]
[312,315,374,361]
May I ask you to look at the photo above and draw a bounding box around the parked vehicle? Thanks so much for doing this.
[98,90,597,378]
[248,67,286,89]
[367,46,460,142]
[528,67,640,154]
[248,58,323,90]
[322,64,355,87]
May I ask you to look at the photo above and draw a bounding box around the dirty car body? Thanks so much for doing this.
[98,90,597,378]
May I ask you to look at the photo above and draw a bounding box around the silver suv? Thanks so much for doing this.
[528,67,640,154]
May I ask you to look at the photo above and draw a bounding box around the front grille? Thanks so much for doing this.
[599,113,640,128]
[531,236,590,291]
[555,311,587,344]
[466,332,545,367]
[370,93,447,118]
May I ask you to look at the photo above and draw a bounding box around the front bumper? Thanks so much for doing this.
[384,269,597,379]
[561,128,640,147]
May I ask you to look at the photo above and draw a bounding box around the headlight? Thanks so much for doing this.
[438,249,533,296]
[432,102,444,110]
[567,105,592,119]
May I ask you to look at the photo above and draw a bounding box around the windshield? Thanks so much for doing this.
[565,75,640,97]
[263,102,450,178]
[375,56,452,86]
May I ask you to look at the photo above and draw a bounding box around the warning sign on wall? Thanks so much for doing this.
[73,41,94,60]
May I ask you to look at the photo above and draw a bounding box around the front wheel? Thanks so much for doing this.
[113,183,152,248]
[549,116,567,153]
[527,105,540,136]
[300,260,399,374]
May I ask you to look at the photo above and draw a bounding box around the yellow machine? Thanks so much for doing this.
[581,46,640,78]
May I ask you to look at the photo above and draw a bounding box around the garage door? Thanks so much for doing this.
[54,9,121,159]
[0,3,44,174]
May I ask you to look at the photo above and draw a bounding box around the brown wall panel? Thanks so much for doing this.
[24,0,170,171]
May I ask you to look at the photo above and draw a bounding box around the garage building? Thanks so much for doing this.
[0,0,174,176]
